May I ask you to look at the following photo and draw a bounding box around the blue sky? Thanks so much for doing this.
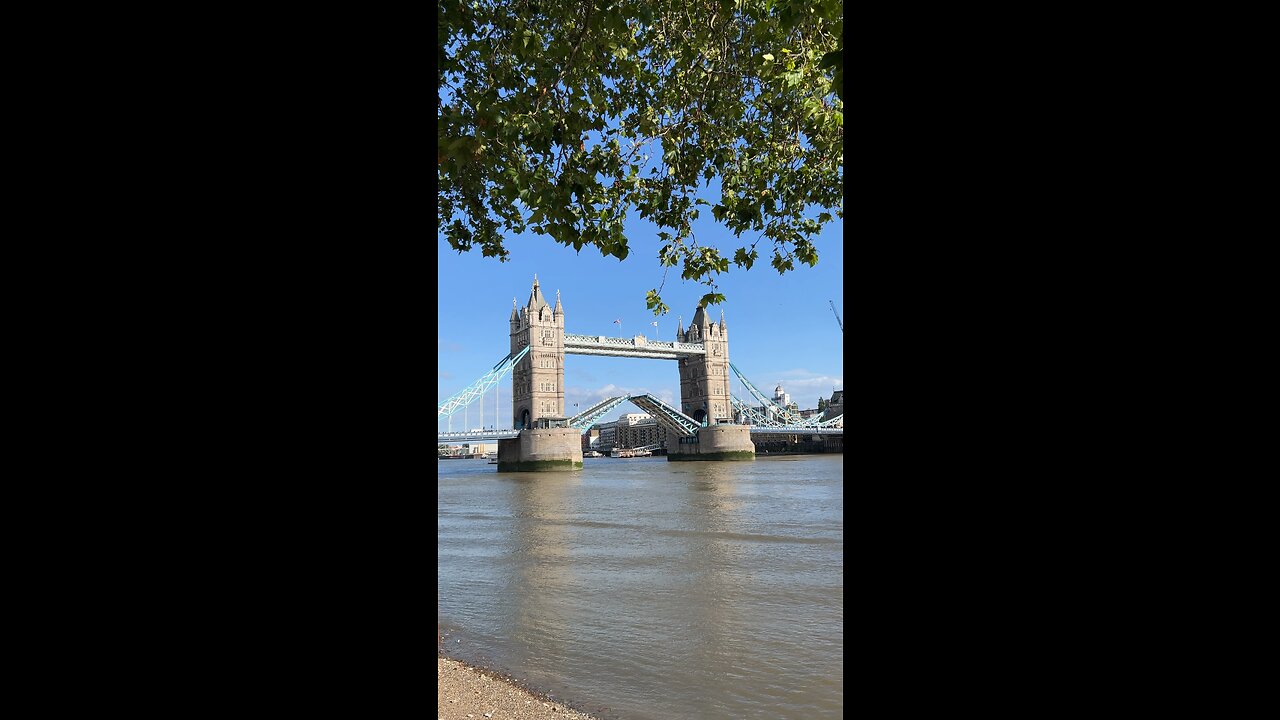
[438,213,843,432]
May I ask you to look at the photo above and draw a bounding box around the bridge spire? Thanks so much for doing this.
[554,289,563,316]
[691,303,709,328]
[527,275,549,311]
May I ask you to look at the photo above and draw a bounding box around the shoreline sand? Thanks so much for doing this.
[438,654,603,720]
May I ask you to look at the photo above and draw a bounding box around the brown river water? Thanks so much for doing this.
[438,454,844,720]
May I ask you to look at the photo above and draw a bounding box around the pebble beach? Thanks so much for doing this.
[438,655,601,720]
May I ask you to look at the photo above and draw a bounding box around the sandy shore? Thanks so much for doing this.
[438,655,601,720]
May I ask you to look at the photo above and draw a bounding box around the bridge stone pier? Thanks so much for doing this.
[667,424,755,461]
[496,426,583,472]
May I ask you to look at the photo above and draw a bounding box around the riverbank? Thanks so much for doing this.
[438,655,601,720]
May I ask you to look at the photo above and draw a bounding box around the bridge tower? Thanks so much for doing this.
[677,305,733,425]
[509,275,565,430]
[499,276,580,471]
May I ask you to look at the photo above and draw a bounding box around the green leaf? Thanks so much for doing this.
[439,2,843,311]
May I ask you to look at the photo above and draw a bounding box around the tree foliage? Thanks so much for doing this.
[439,0,843,313]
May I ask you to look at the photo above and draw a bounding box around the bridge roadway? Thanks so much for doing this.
[437,425,841,443]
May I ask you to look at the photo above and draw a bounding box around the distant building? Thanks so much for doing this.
[774,383,791,409]
[732,384,825,426]
[825,390,844,423]
[596,421,619,451]
[593,412,665,450]
[616,417,668,450]
[438,442,494,457]
[750,383,799,422]
[581,428,600,451]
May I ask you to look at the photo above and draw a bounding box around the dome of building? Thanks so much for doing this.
[775,383,784,394]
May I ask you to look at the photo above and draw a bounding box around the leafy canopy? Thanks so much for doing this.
[439,0,843,314]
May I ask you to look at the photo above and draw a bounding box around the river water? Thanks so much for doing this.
[437,454,843,720]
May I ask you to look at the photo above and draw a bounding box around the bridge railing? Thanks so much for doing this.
[728,361,807,425]
[438,429,521,441]
[439,345,530,419]
[730,394,774,426]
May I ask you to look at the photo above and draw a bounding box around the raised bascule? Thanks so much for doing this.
[439,276,840,471]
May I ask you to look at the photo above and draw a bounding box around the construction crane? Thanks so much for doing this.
[829,299,843,333]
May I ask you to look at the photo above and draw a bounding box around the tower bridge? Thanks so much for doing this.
[439,276,841,470]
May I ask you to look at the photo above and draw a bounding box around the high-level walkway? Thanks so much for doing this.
[563,333,706,360]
